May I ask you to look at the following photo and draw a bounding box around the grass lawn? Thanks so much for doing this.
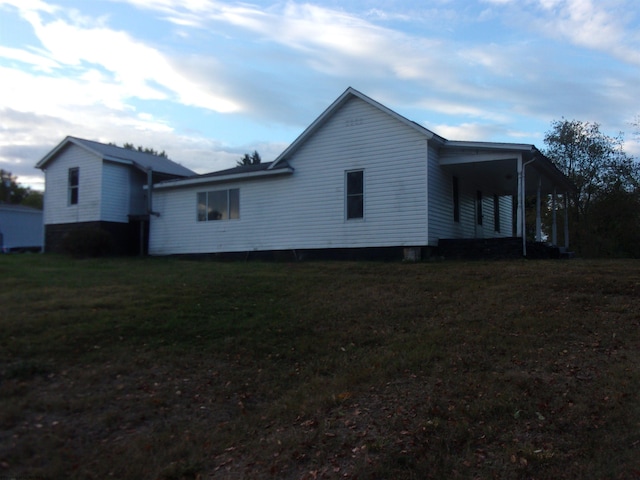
[1,255,639,479]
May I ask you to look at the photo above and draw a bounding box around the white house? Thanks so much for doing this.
[147,87,574,259]
[36,137,195,254]
[35,89,574,259]
[0,204,43,253]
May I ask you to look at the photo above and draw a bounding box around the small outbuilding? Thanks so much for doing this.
[0,204,43,253]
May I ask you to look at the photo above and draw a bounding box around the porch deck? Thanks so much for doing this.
[437,237,568,260]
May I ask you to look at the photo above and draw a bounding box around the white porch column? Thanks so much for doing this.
[552,188,557,246]
[518,155,529,256]
[535,176,542,242]
[564,194,570,249]
[516,155,523,238]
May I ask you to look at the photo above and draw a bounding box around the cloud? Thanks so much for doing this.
[4,1,243,113]
[485,0,640,66]
[2,0,638,189]
[0,45,59,71]
[433,122,513,142]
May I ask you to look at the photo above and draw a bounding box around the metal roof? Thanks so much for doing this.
[154,161,294,190]
[36,136,196,178]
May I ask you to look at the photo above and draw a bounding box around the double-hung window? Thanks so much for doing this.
[346,170,364,220]
[197,188,240,221]
[476,190,483,226]
[452,176,460,222]
[68,168,79,205]
[493,194,501,232]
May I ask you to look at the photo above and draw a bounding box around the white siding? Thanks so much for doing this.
[427,143,455,243]
[150,97,430,255]
[0,207,43,250]
[101,161,131,223]
[495,195,514,237]
[129,170,148,216]
[428,168,514,241]
[42,144,102,225]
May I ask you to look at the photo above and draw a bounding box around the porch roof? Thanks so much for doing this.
[439,141,575,196]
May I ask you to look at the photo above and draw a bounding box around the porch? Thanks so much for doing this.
[437,237,572,260]
[438,141,576,257]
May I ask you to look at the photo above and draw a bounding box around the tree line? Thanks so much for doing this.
[541,118,640,257]
[0,169,43,209]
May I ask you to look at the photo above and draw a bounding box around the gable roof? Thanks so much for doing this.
[269,87,445,169]
[35,136,195,178]
[269,87,574,193]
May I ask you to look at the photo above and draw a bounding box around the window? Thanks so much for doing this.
[452,177,460,222]
[68,168,79,205]
[493,194,501,232]
[476,190,483,226]
[197,188,239,221]
[346,170,364,219]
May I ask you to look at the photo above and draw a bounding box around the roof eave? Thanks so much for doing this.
[443,140,536,152]
[154,166,295,190]
[35,136,98,169]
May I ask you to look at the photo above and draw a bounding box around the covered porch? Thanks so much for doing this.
[438,141,575,257]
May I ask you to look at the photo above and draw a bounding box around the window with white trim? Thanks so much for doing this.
[197,188,239,221]
[476,190,483,226]
[68,167,79,205]
[452,176,460,222]
[346,170,364,220]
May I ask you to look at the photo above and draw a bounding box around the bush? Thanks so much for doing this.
[61,226,114,257]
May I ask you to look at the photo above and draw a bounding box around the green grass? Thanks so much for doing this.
[1,255,640,479]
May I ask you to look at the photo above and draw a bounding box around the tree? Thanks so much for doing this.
[119,143,168,158]
[543,119,640,257]
[237,150,261,167]
[0,169,43,208]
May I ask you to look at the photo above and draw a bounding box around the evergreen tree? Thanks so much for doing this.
[121,142,168,158]
[237,150,261,166]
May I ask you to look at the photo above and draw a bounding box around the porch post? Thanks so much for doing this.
[551,188,557,246]
[564,194,570,249]
[517,155,527,256]
[516,155,523,238]
[535,176,542,242]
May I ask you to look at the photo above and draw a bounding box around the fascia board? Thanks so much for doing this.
[154,167,294,190]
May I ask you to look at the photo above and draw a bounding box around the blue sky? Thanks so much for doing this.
[1,0,639,190]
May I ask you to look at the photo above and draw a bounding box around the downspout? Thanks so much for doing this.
[143,168,160,257]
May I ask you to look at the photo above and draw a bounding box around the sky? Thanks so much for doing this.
[1,0,639,191]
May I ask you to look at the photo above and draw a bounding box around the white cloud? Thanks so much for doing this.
[7,1,243,113]
[2,0,639,188]
[0,46,59,71]
[433,122,509,141]
[497,0,640,66]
